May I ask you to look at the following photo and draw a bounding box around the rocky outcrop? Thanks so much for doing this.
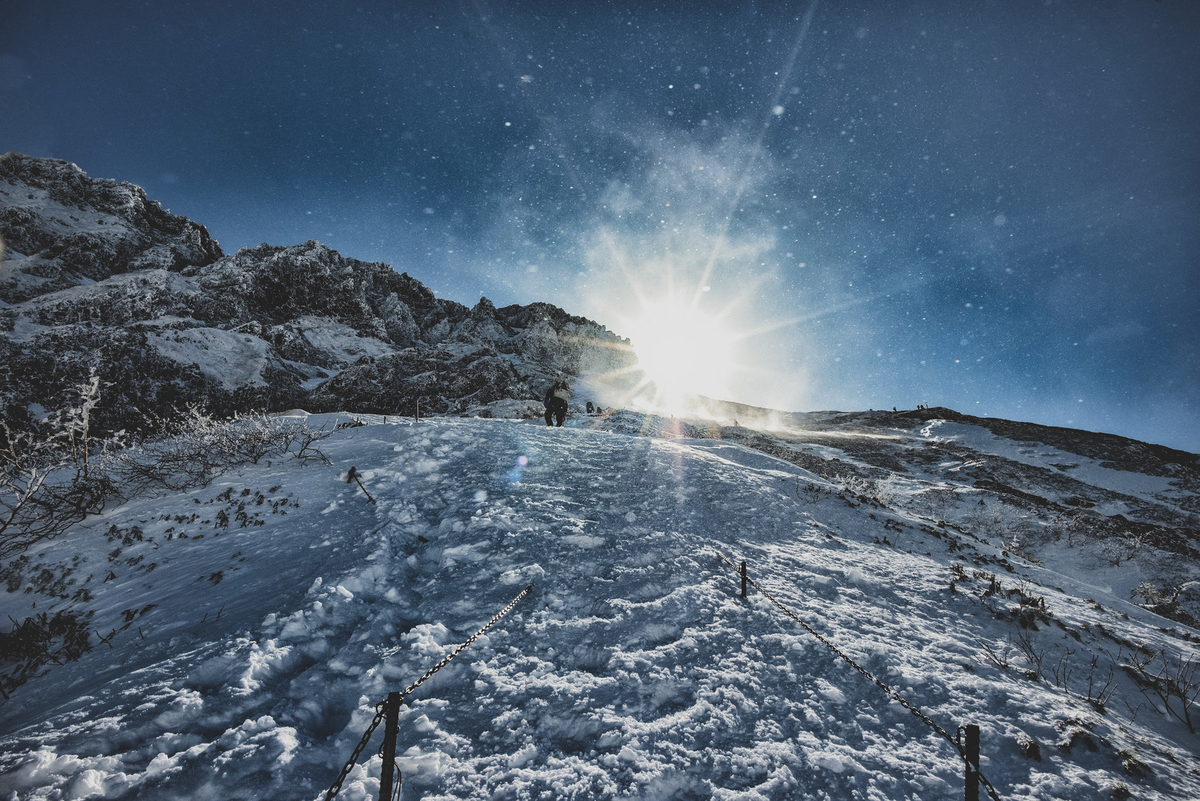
[0,155,634,436]
[305,346,532,417]
[0,153,222,303]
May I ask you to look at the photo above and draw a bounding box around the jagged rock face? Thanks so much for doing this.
[306,347,533,417]
[8,269,205,328]
[0,153,222,304]
[0,155,634,435]
[0,325,305,435]
[188,241,445,344]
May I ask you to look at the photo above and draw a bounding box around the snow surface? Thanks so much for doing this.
[145,327,275,391]
[2,413,1198,800]
[275,316,395,365]
[916,420,1180,506]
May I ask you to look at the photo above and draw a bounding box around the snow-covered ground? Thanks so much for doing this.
[2,413,1198,800]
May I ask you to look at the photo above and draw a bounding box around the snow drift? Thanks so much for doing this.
[2,410,1198,800]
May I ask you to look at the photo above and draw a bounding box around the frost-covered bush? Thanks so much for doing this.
[112,408,333,494]
[918,486,958,522]
[1,372,120,559]
[1132,581,1198,627]
[831,473,881,505]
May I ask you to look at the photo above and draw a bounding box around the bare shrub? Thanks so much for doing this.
[964,500,1016,545]
[1084,656,1116,714]
[1013,627,1046,680]
[0,609,95,700]
[1063,511,1091,547]
[1102,531,1147,567]
[977,637,1014,671]
[1,372,121,559]
[1122,648,1200,733]
[112,410,334,494]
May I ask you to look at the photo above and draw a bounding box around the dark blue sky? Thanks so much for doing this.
[4,1,1198,451]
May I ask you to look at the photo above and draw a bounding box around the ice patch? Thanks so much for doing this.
[508,743,537,768]
[395,747,451,778]
[561,534,605,548]
[815,678,847,704]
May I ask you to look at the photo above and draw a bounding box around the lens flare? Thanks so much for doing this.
[624,296,736,409]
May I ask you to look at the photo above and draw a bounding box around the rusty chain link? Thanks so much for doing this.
[717,551,1002,801]
[324,583,533,801]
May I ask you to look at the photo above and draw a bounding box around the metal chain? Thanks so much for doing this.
[717,551,1002,801]
[324,583,534,800]
[396,584,533,702]
[324,700,388,801]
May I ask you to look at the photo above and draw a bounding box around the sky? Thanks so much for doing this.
[2,0,1198,451]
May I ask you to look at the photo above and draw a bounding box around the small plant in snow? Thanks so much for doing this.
[794,479,824,504]
[0,609,95,700]
[1131,581,1198,627]
[977,636,1014,671]
[1122,648,1200,733]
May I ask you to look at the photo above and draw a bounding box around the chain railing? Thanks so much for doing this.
[325,583,534,801]
[717,550,1002,801]
[326,553,1003,801]
[324,700,389,801]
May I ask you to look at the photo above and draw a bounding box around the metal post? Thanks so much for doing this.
[740,561,748,599]
[379,692,401,801]
[963,724,980,801]
[415,398,420,423]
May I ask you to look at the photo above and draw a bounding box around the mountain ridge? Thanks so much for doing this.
[0,153,632,436]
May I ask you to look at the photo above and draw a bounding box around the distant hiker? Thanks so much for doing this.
[586,401,594,414]
[543,381,570,427]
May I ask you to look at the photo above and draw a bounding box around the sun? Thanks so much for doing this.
[623,296,737,409]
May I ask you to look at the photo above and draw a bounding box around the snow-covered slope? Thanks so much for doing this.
[3,412,1198,800]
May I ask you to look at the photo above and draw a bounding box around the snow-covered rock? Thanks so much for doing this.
[0,153,221,303]
[0,154,633,435]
